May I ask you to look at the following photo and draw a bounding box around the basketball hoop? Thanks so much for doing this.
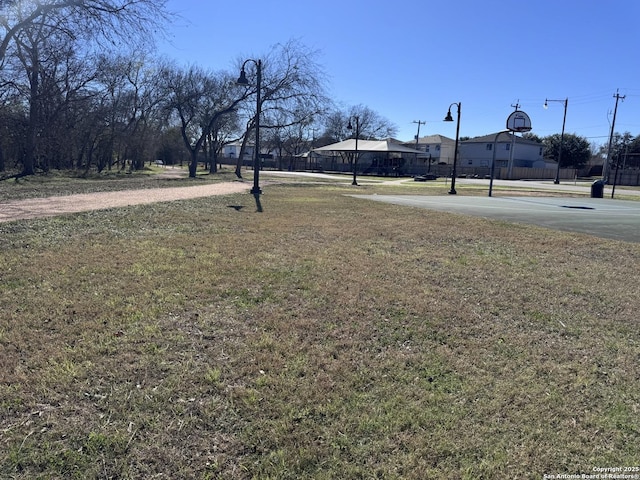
[506,110,532,132]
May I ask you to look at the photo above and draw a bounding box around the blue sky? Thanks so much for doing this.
[157,0,640,147]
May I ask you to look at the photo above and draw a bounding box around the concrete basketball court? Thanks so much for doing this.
[259,171,640,243]
[352,195,640,243]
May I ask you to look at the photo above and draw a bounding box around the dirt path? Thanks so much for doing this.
[0,181,249,223]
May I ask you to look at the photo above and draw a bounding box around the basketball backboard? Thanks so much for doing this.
[506,110,532,132]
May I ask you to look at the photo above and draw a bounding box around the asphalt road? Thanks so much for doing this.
[352,195,640,243]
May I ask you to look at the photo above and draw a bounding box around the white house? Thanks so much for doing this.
[459,132,549,169]
[403,134,456,165]
[222,141,254,159]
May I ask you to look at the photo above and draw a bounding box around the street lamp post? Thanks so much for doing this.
[237,59,262,195]
[544,98,568,184]
[347,116,360,186]
[444,102,461,194]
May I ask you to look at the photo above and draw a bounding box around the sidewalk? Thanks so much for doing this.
[0,181,248,223]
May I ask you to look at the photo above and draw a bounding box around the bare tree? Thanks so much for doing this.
[99,53,166,171]
[234,40,330,177]
[203,111,241,173]
[262,114,313,170]
[0,1,169,62]
[323,105,397,143]
[0,93,26,173]
[0,0,169,175]
[160,64,249,178]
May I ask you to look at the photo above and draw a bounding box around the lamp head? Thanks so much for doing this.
[444,110,454,122]
[236,68,249,85]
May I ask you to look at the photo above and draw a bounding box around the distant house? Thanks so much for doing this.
[459,132,550,169]
[403,134,456,167]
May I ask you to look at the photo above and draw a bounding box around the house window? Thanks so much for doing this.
[539,147,543,155]
[468,159,473,165]
[486,144,492,151]
[425,145,430,152]
[505,143,510,151]
[436,145,440,151]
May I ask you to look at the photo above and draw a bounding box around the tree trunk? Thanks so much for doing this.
[189,149,198,177]
[235,133,251,178]
[23,54,39,176]
[209,147,218,174]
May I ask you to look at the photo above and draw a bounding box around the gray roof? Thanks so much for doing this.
[416,134,455,144]
[464,132,542,145]
[401,134,455,146]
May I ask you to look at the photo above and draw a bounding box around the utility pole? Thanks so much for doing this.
[544,98,569,184]
[413,120,426,172]
[604,89,625,183]
[412,120,426,149]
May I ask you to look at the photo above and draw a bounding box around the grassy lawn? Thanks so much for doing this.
[1,174,639,479]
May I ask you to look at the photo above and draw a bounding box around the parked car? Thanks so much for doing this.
[414,174,438,182]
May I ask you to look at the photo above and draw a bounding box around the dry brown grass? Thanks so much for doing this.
[1,177,639,479]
